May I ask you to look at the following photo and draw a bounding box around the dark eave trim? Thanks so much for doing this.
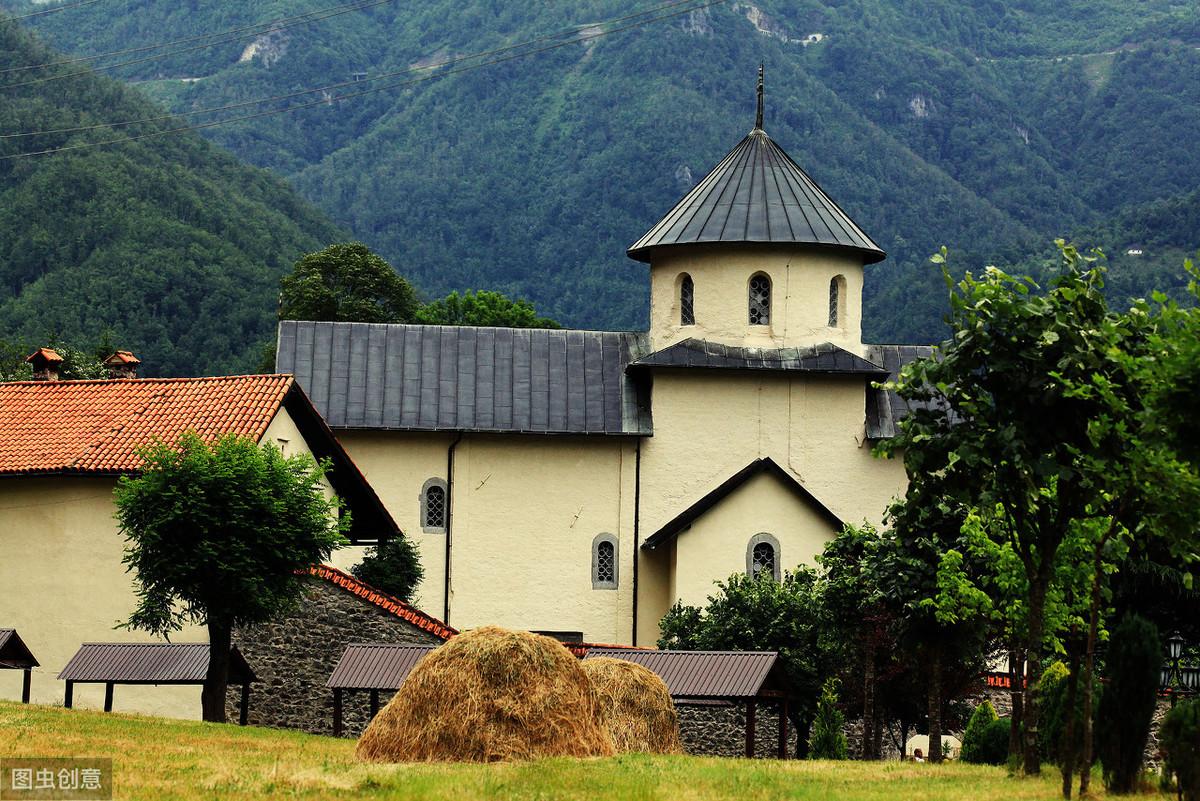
[641,457,844,551]
[281,384,401,545]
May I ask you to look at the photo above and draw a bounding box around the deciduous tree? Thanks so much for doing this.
[416,290,560,329]
[279,243,420,324]
[115,432,347,722]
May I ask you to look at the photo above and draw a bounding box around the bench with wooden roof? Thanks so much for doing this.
[58,643,257,724]
[0,629,39,703]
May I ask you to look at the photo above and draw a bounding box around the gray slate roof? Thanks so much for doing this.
[628,127,885,264]
[864,344,937,439]
[277,322,931,439]
[277,321,652,435]
[631,339,888,375]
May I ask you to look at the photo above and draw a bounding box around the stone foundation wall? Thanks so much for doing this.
[676,702,800,758]
[225,576,442,735]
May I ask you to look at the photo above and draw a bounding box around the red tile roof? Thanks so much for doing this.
[308,565,456,640]
[103,351,141,366]
[0,375,293,475]
[564,641,646,658]
[26,347,63,365]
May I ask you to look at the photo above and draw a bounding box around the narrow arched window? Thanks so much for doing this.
[420,478,448,533]
[592,533,618,589]
[749,274,771,325]
[746,533,780,581]
[680,274,695,326]
[828,275,846,327]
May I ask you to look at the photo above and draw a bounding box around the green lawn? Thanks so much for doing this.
[0,701,1155,800]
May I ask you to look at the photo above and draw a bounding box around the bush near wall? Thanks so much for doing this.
[960,704,1010,766]
[1160,698,1200,801]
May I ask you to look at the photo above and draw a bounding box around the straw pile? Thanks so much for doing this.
[582,657,682,754]
[355,626,615,762]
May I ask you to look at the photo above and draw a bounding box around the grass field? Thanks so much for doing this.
[0,701,1159,800]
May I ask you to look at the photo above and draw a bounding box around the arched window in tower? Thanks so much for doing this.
[828,275,847,327]
[592,533,618,589]
[680,274,695,326]
[749,274,771,325]
[746,533,780,581]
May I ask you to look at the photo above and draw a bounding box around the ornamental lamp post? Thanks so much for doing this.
[1164,632,1186,708]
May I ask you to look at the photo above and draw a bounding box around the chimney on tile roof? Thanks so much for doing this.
[26,348,64,381]
[103,351,141,379]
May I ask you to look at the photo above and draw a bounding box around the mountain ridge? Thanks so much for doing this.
[1,0,1198,360]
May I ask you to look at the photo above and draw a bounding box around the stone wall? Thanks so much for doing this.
[676,701,800,758]
[225,576,443,735]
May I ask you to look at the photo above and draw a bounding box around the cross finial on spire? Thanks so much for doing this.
[755,64,764,130]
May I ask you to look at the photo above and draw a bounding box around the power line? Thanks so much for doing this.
[1,0,103,22]
[1,0,712,141]
[2,0,398,89]
[0,0,398,76]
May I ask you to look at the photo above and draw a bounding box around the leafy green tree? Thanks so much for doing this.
[809,678,849,760]
[658,569,829,757]
[350,537,424,604]
[1097,615,1162,794]
[878,243,1200,780]
[279,243,420,324]
[114,432,347,722]
[416,290,560,328]
[1142,260,1200,465]
[818,524,884,758]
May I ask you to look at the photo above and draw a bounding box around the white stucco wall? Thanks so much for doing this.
[634,370,908,644]
[334,431,637,643]
[331,431,455,616]
[448,435,635,643]
[262,408,364,572]
[0,477,205,716]
[667,469,841,609]
[648,245,866,354]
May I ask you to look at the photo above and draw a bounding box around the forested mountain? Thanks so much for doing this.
[0,19,344,375]
[3,0,1199,355]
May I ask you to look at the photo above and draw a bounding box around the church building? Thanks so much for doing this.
[277,84,931,647]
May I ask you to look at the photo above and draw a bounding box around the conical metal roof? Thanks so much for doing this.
[627,127,886,264]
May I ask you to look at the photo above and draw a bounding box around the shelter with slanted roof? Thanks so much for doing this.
[0,372,400,718]
[0,629,39,703]
[59,643,257,723]
[275,73,932,647]
[583,648,798,758]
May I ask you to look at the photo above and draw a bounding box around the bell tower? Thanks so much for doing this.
[627,68,885,355]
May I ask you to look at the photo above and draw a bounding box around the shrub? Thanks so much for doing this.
[960,700,999,764]
[1160,698,1200,801]
[1037,661,1075,764]
[351,536,424,603]
[1097,615,1162,794]
[809,678,848,760]
[980,718,1013,766]
[1037,659,1101,766]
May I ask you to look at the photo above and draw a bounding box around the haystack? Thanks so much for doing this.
[356,626,615,762]
[582,657,682,754]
